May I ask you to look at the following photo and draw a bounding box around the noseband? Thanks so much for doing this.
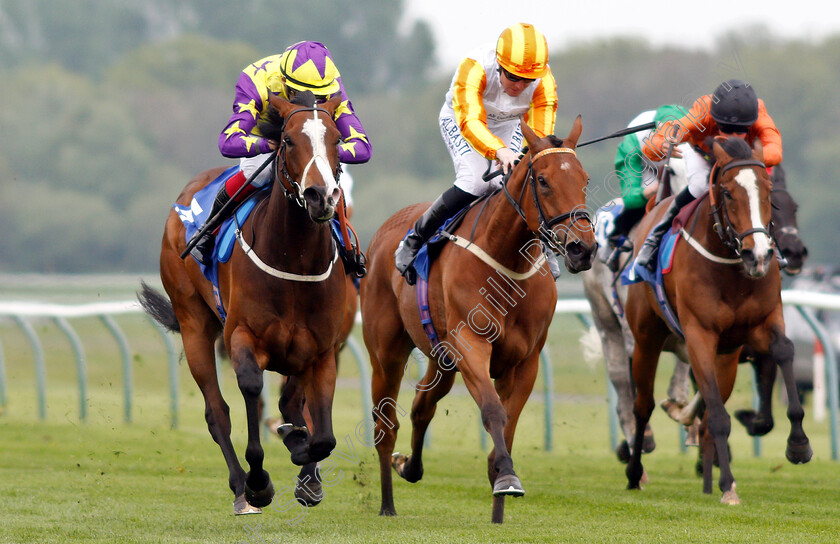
[502,146,592,250]
[273,106,341,208]
[708,158,771,256]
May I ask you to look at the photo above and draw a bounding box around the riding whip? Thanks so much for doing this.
[576,121,656,148]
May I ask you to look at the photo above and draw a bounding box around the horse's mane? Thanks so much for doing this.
[257,91,319,142]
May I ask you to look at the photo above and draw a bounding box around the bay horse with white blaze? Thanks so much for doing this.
[624,137,811,504]
[138,92,346,514]
[361,117,597,523]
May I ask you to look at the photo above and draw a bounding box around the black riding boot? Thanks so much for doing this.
[635,188,695,271]
[189,188,231,266]
[394,186,475,281]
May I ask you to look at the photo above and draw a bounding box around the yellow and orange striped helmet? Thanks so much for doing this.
[495,23,549,79]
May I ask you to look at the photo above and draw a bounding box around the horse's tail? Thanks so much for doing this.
[137,281,180,334]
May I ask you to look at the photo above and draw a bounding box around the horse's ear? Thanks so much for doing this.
[752,139,765,162]
[520,117,539,148]
[564,115,583,148]
[268,94,295,118]
[321,95,342,117]
[712,136,732,164]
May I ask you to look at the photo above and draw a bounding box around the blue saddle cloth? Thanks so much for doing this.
[620,228,684,338]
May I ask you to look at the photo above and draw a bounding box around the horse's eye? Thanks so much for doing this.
[722,188,733,200]
[537,175,548,187]
[283,136,294,146]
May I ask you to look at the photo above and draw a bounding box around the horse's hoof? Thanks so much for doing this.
[786,440,813,464]
[615,440,631,464]
[640,469,649,486]
[735,410,773,436]
[245,473,275,508]
[492,474,524,497]
[391,453,423,483]
[295,470,324,507]
[233,494,262,515]
[625,462,645,490]
[642,429,656,454]
[721,484,741,505]
[684,422,700,447]
[661,398,687,421]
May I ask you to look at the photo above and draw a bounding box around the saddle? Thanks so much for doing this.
[402,191,494,285]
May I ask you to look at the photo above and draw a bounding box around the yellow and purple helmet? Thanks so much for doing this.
[495,23,549,80]
[279,41,340,97]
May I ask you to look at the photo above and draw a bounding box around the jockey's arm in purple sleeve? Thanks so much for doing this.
[218,64,371,164]
[331,77,371,164]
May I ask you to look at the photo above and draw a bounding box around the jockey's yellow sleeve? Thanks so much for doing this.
[447,47,558,160]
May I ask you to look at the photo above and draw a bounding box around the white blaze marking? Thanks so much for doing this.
[302,111,339,196]
[733,169,772,256]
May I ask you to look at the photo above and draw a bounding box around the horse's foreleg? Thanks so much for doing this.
[299,352,337,465]
[686,327,739,504]
[490,351,540,486]
[767,328,812,463]
[230,339,274,509]
[458,342,522,497]
[277,376,323,506]
[734,352,777,436]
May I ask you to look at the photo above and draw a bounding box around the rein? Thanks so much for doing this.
[502,146,592,250]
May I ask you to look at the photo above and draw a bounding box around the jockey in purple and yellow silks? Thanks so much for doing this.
[394,23,558,280]
[189,40,371,266]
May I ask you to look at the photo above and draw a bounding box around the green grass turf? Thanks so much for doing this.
[1,308,839,543]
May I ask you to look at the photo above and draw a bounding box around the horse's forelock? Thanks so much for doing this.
[291,90,317,107]
[547,135,564,148]
[719,137,752,160]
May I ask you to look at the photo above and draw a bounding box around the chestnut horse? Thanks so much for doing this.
[361,117,597,523]
[583,163,809,461]
[138,92,346,514]
[624,137,811,504]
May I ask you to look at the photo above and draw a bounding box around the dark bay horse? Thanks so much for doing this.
[583,163,809,461]
[624,137,811,504]
[361,117,597,523]
[138,92,346,514]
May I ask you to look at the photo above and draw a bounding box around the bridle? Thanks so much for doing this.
[502,146,592,251]
[708,158,772,256]
[272,106,341,209]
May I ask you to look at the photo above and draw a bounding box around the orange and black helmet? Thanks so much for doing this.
[496,23,549,79]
